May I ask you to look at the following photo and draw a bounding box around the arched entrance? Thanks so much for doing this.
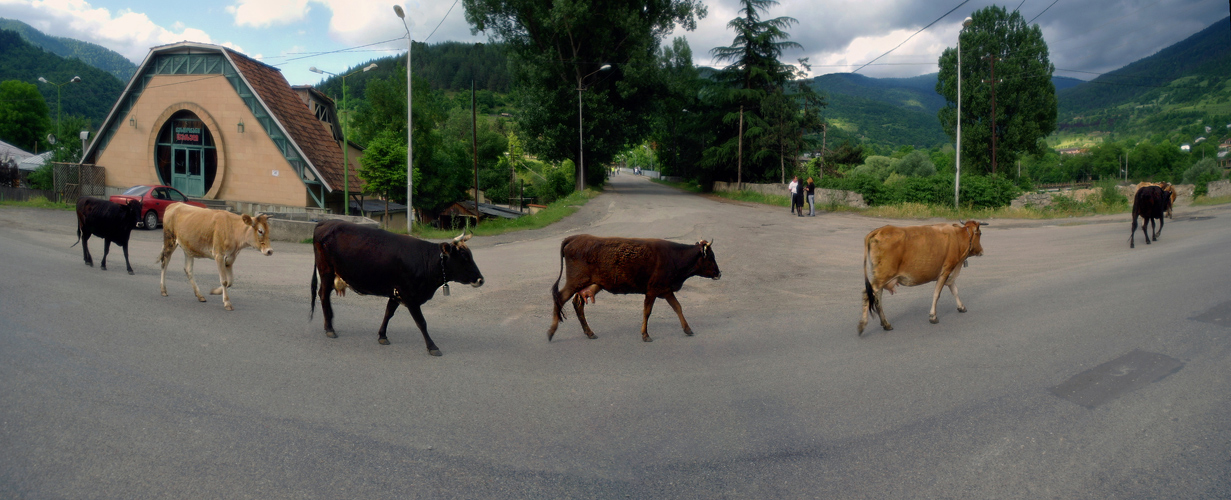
[155,110,217,197]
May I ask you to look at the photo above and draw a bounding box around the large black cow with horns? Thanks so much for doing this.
[310,220,485,356]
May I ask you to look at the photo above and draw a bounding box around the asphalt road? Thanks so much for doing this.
[2,174,1229,498]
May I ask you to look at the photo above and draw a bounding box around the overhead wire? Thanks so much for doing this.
[850,0,970,74]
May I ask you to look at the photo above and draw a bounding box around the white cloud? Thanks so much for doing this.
[228,0,310,28]
[0,0,240,63]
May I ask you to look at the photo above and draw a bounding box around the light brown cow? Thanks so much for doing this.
[858,220,985,335]
[1135,181,1176,218]
[157,203,273,310]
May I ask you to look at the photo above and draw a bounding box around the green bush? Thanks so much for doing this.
[820,172,1019,208]
[1182,158,1221,185]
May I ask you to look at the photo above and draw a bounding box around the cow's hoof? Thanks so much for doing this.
[161,291,168,297]
[684,330,694,336]
[643,337,653,342]
[84,262,92,267]
[957,306,967,313]
[325,330,337,338]
[127,270,134,275]
[224,304,234,311]
[585,333,597,339]
[197,297,207,302]
[547,332,554,342]
[882,325,893,331]
[929,316,939,324]
[428,349,442,357]
[378,338,390,345]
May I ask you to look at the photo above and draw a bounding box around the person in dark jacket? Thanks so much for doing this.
[805,177,816,216]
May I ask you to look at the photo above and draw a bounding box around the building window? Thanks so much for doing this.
[155,110,217,197]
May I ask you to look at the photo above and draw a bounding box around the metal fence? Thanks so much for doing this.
[0,186,56,202]
[52,163,106,202]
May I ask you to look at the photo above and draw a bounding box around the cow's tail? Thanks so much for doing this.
[863,235,880,316]
[551,238,569,321]
[310,267,318,320]
[70,225,81,248]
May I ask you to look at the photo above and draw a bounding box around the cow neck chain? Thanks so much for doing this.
[440,252,450,296]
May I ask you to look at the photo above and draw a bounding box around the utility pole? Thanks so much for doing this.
[472,80,479,221]
[984,55,1000,175]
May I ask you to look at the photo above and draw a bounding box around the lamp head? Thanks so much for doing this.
[364,63,378,72]
[309,66,323,74]
[70,76,81,83]
[600,64,611,71]
[38,77,48,84]
[393,4,405,19]
[962,17,973,27]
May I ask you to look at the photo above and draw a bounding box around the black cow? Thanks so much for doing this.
[547,235,721,342]
[310,220,485,356]
[1131,185,1166,248]
[72,197,142,274]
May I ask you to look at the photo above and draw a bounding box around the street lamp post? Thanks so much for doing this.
[955,17,971,209]
[394,5,413,232]
[310,63,377,216]
[576,64,611,192]
[37,76,81,136]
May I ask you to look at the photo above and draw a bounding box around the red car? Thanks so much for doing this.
[110,185,207,230]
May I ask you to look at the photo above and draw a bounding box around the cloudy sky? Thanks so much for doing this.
[1,0,1225,87]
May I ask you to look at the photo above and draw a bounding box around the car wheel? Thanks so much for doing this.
[144,210,159,230]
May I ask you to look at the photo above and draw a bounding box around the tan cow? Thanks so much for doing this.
[1135,181,1176,218]
[858,220,985,335]
[157,204,273,310]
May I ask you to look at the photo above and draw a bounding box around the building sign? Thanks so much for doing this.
[173,121,205,145]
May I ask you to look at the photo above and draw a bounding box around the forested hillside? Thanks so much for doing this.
[0,18,137,83]
[0,30,125,127]
[314,41,510,103]
[1057,16,1231,137]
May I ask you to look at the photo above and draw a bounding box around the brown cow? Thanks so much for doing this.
[858,220,985,335]
[1135,181,1176,218]
[547,235,721,342]
[157,203,273,310]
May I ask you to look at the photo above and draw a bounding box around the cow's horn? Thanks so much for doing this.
[453,232,465,243]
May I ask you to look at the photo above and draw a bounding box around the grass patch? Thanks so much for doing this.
[1192,195,1231,206]
[711,190,791,207]
[650,178,704,193]
[405,189,600,239]
[0,195,74,210]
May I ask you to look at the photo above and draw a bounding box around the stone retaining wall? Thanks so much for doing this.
[711,181,867,208]
[1207,180,1231,198]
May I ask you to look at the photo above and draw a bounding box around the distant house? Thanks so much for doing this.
[1057,147,1089,155]
[1195,137,1207,144]
[1181,144,1192,152]
[437,200,524,229]
[0,139,32,164]
[349,199,407,229]
[80,41,359,213]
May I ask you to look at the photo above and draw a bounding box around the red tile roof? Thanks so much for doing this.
[225,49,361,191]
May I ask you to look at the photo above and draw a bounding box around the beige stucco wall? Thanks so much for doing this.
[96,74,309,207]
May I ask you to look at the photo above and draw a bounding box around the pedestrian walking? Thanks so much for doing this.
[805,177,816,216]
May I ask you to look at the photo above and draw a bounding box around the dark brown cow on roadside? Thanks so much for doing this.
[547,235,721,342]
[157,203,273,310]
[1131,185,1167,248]
[858,220,986,335]
[72,197,142,274]
[1135,181,1176,218]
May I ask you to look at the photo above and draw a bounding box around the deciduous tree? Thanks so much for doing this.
[937,6,1057,175]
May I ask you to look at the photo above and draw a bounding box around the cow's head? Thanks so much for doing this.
[440,232,484,287]
[693,239,721,280]
[958,220,986,257]
[242,214,273,256]
[122,199,142,227]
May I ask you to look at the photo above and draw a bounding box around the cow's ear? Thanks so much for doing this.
[242,214,253,226]
[439,242,452,257]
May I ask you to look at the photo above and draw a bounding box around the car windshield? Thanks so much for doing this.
[122,186,151,196]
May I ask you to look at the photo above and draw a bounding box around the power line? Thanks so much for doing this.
[851,0,971,74]
[1026,0,1060,25]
